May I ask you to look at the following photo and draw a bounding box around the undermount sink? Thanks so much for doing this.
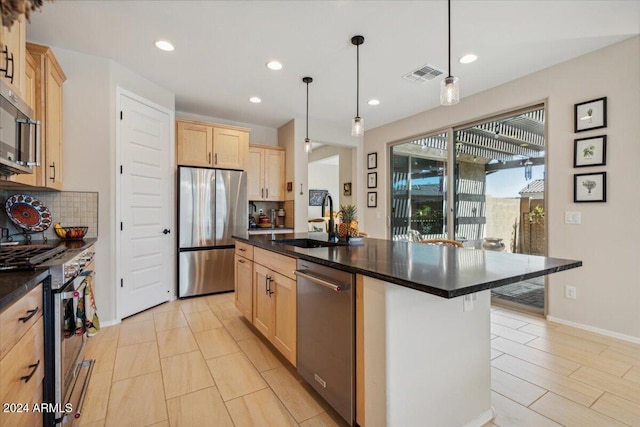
[275,238,345,248]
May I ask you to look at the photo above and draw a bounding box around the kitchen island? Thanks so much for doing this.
[233,232,581,427]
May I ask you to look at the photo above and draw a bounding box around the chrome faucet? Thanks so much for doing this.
[321,193,337,242]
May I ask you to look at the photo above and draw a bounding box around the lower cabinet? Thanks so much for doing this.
[253,263,297,366]
[233,241,297,367]
[234,253,253,320]
[0,314,44,427]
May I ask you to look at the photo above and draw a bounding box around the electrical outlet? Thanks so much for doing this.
[565,285,577,299]
[565,211,581,224]
[463,294,477,312]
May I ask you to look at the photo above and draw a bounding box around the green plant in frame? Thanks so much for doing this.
[583,144,595,158]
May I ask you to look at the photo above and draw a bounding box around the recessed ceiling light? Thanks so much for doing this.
[368,99,380,106]
[266,61,283,71]
[154,40,175,52]
[249,97,262,103]
[459,54,477,64]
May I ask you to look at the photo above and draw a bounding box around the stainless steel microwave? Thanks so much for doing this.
[0,78,40,175]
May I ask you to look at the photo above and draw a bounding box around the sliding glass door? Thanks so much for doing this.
[390,132,448,240]
[388,106,547,313]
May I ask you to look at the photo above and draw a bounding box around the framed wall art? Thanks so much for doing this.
[367,191,377,208]
[367,172,377,188]
[574,172,606,203]
[574,135,606,167]
[309,189,328,206]
[343,182,352,196]
[574,97,607,133]
[367,152,378,169]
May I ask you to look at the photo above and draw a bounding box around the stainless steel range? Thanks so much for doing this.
[0,241,96,426]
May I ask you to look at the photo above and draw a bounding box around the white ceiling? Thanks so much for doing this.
[26,1,640,134]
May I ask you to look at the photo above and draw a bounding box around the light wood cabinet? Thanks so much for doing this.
[234,252,253,320]
[176,119,249,170]
[0,286,44,427]
[11,52,38,187]
[17,43,67,190]
[252,247,297,366]
[0,18,26,97]
[247,145,285,201]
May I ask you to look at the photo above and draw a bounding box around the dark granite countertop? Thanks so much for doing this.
[233,232,582,299]
[0,268,50,312]
[0,238,98,311]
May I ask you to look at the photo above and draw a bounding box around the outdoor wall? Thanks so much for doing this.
[363,36,640,340]
[484,196,520,252]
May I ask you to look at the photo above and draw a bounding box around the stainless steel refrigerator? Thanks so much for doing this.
[178,166,247,297]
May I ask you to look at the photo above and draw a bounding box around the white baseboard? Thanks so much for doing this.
[546,315,640,344]
[99,319,121,328]
[462,408,495,427]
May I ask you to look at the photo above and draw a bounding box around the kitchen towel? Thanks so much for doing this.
[83,274,100,336]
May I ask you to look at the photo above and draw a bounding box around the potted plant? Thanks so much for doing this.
[338,204,358,239]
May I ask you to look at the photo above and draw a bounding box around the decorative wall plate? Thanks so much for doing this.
[4,194,53,232]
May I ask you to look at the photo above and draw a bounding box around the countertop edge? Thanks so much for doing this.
[0,268,50,312]
[234,235,582,299]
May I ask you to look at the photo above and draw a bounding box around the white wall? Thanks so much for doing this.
[176,111,278,146]
[307,160,339,219]
[280,117,364,232]
[363,36,640,339]
[53,46,175,324]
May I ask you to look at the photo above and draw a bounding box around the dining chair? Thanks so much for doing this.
[417,238,464,248]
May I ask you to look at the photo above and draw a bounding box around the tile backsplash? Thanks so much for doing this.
[0,190,98,241]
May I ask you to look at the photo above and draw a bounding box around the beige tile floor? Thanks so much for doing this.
[79,292,347,427]
[79,294,640,427]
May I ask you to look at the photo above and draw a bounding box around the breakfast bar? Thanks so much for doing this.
[234,232,581,426]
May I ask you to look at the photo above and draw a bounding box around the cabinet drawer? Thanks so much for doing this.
[0,285,43,360]
[235,241,254,260]
[0,317,44,426]
[254,247,296,280]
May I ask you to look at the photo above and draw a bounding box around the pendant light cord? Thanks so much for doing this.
[306,81,309,140]
[356,43,360,117]
[448,0,451,78]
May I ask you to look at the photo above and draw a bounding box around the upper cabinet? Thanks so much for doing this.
[12,44,66,190]
[176,118,249,170]
[247,145,285,201]
[1,18,26,98]
[23,43,66,190]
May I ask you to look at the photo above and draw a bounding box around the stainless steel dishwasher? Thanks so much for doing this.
[295,259,355,426]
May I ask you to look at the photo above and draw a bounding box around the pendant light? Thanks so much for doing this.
[303,77,313,154]
[440,0,459,106]
[351,35,365,136]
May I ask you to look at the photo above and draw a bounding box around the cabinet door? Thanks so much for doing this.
[11,52,39,187]
[0,317,44,427]
[253,263,273,338]
[44,61,65,190]
[234,254,253,320]
[264,149,285,201]
[0,18,25,97]
[246,147,264,200]
[272,272,297,366]
[177,121,213,166]
[213,127,248,170]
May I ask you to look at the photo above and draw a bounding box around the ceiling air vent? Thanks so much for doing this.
[403,64,444,84]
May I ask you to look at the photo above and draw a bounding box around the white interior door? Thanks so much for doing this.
[118,91,173,319]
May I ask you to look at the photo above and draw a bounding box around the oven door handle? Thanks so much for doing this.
[61,280,89,300]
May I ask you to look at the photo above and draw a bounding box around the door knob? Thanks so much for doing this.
[162,229,171,234]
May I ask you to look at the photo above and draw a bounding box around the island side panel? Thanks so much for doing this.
[362,276,493,427]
